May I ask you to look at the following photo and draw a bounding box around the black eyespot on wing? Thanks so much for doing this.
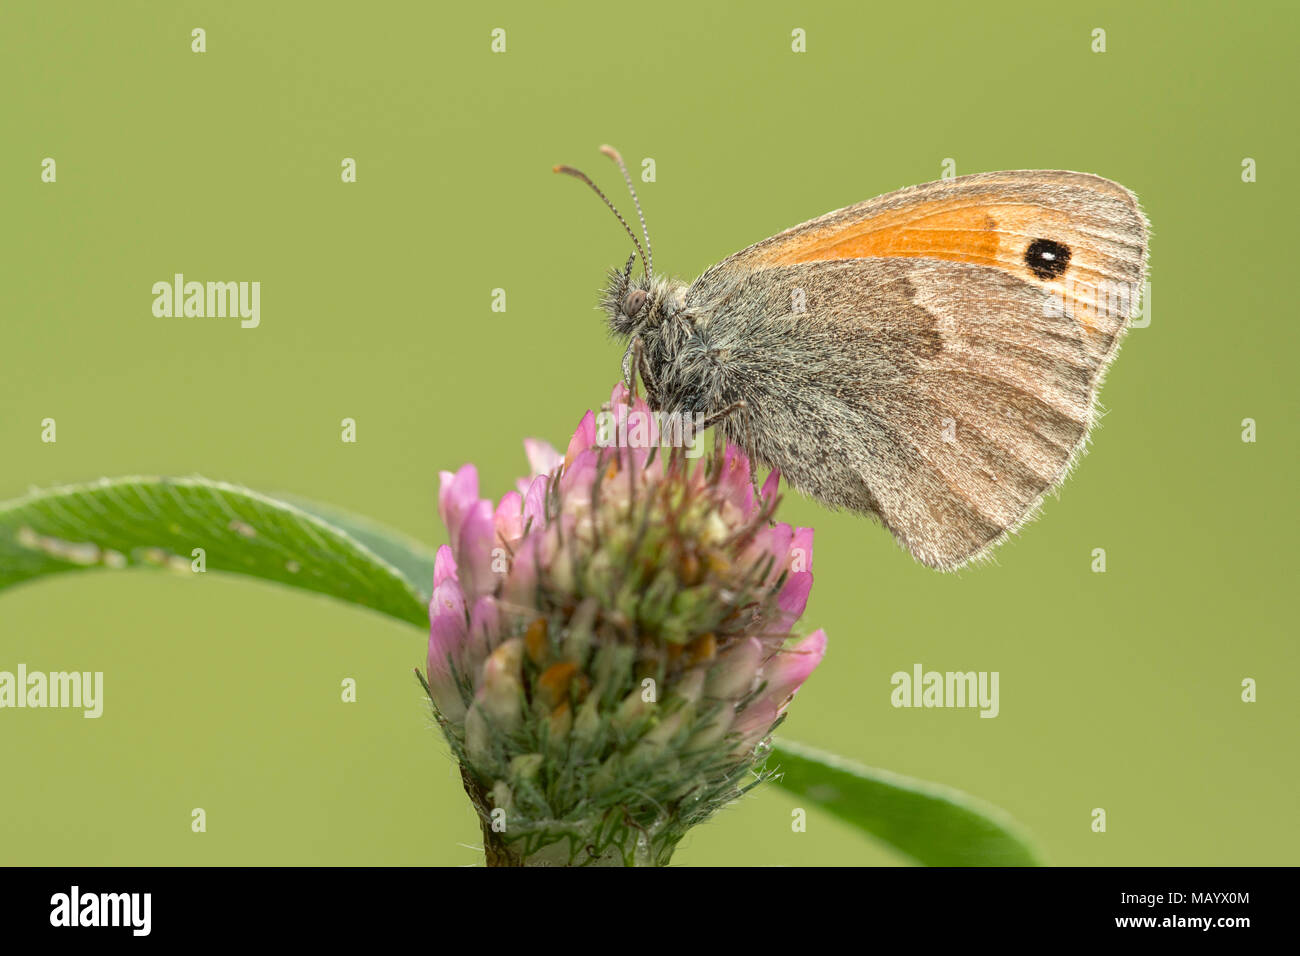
[1024,238,1071,280]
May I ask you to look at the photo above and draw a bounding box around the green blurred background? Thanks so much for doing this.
[1,0,1295,866]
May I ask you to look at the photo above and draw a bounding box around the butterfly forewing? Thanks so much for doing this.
[688,170,1148,569]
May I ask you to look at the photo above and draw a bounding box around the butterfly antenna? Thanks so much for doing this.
[554,163,649,280]
[600,145,653,278]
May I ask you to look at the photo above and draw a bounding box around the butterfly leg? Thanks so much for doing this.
[700,400,746,431]
[755,466,775,507]
[621,338,639,394]
[622,335,657,404]
[637,344,656,401]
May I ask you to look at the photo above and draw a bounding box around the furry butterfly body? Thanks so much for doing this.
[566,160,1149,570]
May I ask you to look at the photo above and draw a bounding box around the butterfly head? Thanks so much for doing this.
[601,263,687,338]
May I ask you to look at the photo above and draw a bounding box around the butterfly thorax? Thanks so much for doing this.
[602,270,729,417]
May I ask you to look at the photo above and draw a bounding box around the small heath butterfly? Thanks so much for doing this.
[556,147,1149,570]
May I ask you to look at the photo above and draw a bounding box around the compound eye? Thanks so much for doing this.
[621,289,647,317]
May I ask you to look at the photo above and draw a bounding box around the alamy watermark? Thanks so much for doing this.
[0,664,103,717]
[1044,278,1150,328]
[50,886,150,936]
[152,273,260,328]
[891,663,999,718]
[596,405,707,458]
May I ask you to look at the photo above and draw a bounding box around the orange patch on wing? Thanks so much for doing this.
[755,199,1050,269]
[755,197,1118,336]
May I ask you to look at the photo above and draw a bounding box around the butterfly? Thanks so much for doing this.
[556,147,1149,570]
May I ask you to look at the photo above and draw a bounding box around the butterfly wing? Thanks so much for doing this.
[697,170,1147,336]
[686,171,1148,569]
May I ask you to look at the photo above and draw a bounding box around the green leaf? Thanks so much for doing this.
[0,477,1041,865]
[768,739,1044,866]
[0,476,428,628]
[276,493,438,602]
